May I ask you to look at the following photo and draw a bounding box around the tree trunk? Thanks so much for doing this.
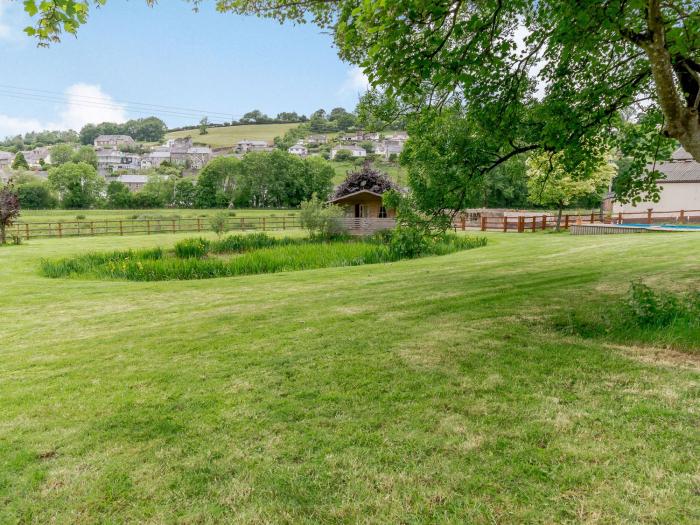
[0,223,5,244]
[555,205,563,232]
[640,0,700,160]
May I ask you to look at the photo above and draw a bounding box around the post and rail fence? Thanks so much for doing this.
[12,215,301,240]
[452,208,700,233]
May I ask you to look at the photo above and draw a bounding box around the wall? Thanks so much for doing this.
[612,183,700,213]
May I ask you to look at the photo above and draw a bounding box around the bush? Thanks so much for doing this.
[299,194,345,239]
[626,282,699,328]
[76,214,86,220]
[209,212,229,238]
[174,238,210,259]
[387,227,430,259]
[333,150,353,162]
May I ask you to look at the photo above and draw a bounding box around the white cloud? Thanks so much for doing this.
[57,83,127,130]
[338,66,370,95]
[0,83,127,137]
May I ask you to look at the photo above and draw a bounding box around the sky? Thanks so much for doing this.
[0,0,370,138]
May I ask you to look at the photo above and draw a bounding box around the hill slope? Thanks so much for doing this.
[165,123,299,148]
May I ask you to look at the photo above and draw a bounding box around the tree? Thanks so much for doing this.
[333,149,353,162]
[0,184,21,244]
[195,157,242,208]
[173,179,196,208]
[71,145,98,168]
[526,152,617,231]
[106,181,133,208]
[47,162,105,209]
[16,181,56,209]
[12,152,29,170]
[49,144,74,165]
[299,194,344,239]
[199,117,209,135]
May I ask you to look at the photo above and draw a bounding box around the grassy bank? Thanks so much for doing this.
[165,123,299,148]
[1,231,699,522]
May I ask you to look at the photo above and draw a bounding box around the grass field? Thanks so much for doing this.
[1,231,699,522]
[165,123,299,148]
[17,208,299,224]
[332,159,407,185]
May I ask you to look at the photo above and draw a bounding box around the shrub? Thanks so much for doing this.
[299,194,345,239]
[174,238,210,259]
[76,214,86,220]
[626,282,698,328]
[387,227,430,259]
[209,212,229,238]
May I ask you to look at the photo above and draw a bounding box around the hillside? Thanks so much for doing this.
[165,123,299,148]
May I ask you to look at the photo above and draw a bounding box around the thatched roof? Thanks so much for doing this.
[332,163,398,200]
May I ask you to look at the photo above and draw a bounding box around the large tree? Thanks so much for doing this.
[47,162,105,209]
[0,184,21,244]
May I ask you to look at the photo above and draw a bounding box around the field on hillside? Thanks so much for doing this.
[332,159,407,184]
[1,232,699,522]
[165,123,299,148]
[18,208,299,224]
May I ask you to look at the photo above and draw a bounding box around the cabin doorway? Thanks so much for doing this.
[354,204,369,218]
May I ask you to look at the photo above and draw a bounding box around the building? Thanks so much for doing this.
[374,140,404,159]
[141,151,171,169]
[171,146,212,169]
[113,174,149,192]
[330,145,367,159]
[94,135,136,149]
[288,143,308,157]
[0,151,14,168]
[386,131,409,142]
[236,140,270,154]
[306,134,328,145]
[21,147,51,168]
[96,149,141,175]
[612,147,700,216]
[328,167,398,234]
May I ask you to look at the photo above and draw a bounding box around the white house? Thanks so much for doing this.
[141,151,171,169]
[374,140,404,159]
[330,145,367,159]
[288,143,308,157]
[306,134,328,145]
[236,140,270,154]
[97,149,141,175]
[613,148,700,215]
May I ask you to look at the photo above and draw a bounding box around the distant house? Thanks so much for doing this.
[612,147,700,216]
[94,135,136,149]
[386,131,408,142]
[97,149,141,175]
[0,151,14,168]
[114,174,149,192]
[288,143,308,157]
[141,151,171,169]
[22,147,51,168]
[171,146,212,169]
[330,145,367,159]
[306,134,328,145]
[236,140,270,154]
[375,140,404,159]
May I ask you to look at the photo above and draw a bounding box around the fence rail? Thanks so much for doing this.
[12,215,301,240]
[452,209,700,233]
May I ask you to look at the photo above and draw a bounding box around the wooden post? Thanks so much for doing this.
[541,214,547,230]
[240,218,245,231]
[25,223,30,240]
[531,216,536,232]
[282,217,286,230]
[262,217,266,231]
[590,212,595,224]
[461,216,466,231]
[172,219,176,233]
[58,223,63,238]
[679,210,685,224]
[517,216,524,233]
[147,220,151,235]
[647,208,653,225]
[90,222,95,236]
[480,216,486,231]
[197,218,202,231]
[119,220,123,236]
[564,215,570,229]
[617,212,623,225]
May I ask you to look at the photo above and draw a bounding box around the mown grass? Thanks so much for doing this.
[18,208,299,224]
[40,233,487,281]
[1,231,699,523]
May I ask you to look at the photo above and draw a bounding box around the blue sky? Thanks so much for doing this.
[0,0,369,137]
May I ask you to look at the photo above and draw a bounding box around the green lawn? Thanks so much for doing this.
[165,123,299,148]
[18,208,299,224]
[1,232,699,523]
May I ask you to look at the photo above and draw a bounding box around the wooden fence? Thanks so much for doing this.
[452,209,700,233]
[11,215,301,240]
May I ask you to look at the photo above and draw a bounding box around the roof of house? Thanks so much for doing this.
[0,151,13,160]
[116,174,149,183]
[95,135,135,142]
[237,140,268,146]
[187,147,212,154]
[328,189,384,203]
[147,151,171,159]
[653,148,700,183]
[332,145,366,152]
